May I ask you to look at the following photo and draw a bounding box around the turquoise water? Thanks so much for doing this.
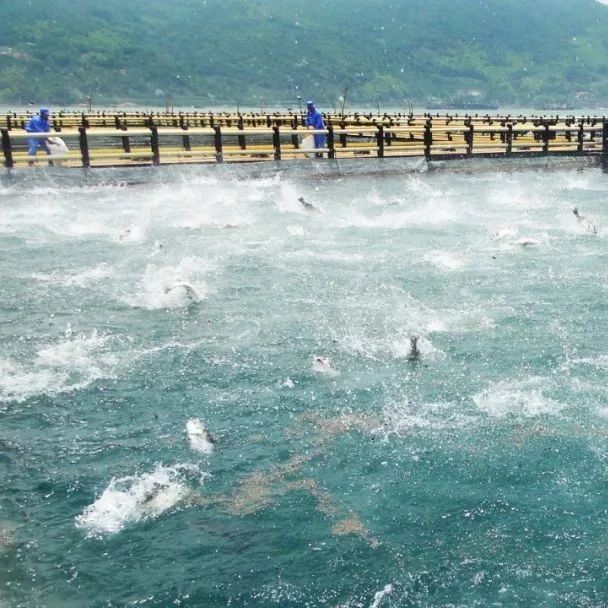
[1,166,607,607]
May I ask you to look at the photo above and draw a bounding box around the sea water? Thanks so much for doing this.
[0,164,607,607]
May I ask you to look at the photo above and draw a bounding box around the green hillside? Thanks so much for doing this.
[2,0,608,107]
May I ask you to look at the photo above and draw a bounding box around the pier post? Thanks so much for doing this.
[376,124,384,158]
[182,125,191,152]
[385,124,392,148]
[273,125,281,161]
[327,124,335,159]
[340,119,347,148]
[542,122,550,154]
[150,126,160,166]
[214,125,223,162]
[290,118,299,150]
[506,124,513,156]
[424,120,432,159]
[578,122,584,154]
[78,126,90,168]
[602,120,608,172]
[238,115,246,150]
[465,121,473,156]
[1,128,14,169]
[120,124,131,154]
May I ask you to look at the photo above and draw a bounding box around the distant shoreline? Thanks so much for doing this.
[3,104,608,117]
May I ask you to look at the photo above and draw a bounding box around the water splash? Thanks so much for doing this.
[75,463,204,538]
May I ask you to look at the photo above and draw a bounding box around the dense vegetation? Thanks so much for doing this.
[2,0,608,107]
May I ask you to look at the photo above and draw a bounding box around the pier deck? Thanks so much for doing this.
[2,111,606,170]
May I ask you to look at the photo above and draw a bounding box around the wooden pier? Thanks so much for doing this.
[1,110,607,170]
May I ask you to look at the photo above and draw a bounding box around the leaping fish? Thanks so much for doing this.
[186,418,215,454]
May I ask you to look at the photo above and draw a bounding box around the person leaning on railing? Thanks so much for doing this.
[305,100,326,157]
[25,108,51,159]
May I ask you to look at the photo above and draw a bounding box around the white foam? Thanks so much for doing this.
[36,330,118,372]
[68,264,113,287]
[563,355,608,370]
[276,182,306,214]
[47,213,122,239]
[337,333,381,361]
[186,419,214,454]
[29,264,113,287]
[285,249,366,263]
[493,227,518,241]
[472,377,563,418]
[118,223,148,243]
[0,358,63,405]
[422,250,467,270]
[124,257,208,309]
[75,463,202,538]
[383,400,476,435]
[169,202,253,230]
[367,189,392,207]
[286,225,307,236]
[369,584,393,608]
[342,202,457,229]
[560,172,608,193]
[335,316,445,361]
[0,330,121,404]
[492,222,549,249]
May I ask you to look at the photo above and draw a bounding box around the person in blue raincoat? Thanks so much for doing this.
[305,101,326,152]
[25,108,51,157]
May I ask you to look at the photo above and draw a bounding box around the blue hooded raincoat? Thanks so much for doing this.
[305,102,326,149]
[25,108,51,155]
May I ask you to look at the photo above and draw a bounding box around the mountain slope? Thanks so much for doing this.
[1,0,608,106]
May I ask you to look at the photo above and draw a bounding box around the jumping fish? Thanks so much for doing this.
[186,418,215,454]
